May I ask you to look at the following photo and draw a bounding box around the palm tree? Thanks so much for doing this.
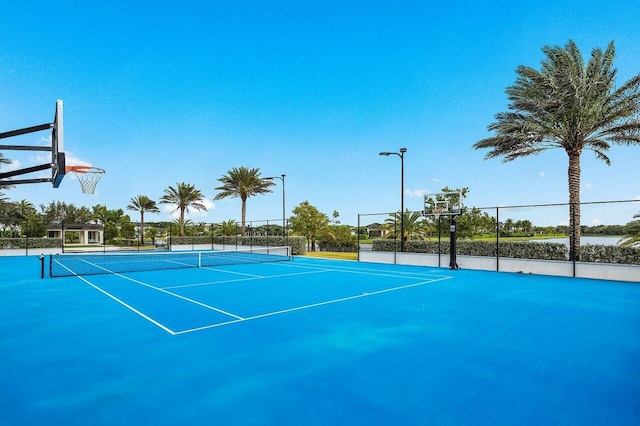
[619,212,640,247]
[219,219,239,236]
[159,182,207,237]
[473,40,640,260]
[0,153,12,200]
[126,195,160,244]
[214,167,275,234]
[382,210,432,242]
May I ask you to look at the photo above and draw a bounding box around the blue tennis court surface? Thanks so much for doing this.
[1,255,639,425]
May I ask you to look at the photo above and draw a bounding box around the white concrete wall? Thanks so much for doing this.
[359,251,640,282]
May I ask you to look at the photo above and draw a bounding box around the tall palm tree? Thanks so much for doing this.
[159,182,207,237]
[214,167,274,234]
[126,195,160,244]
[473,40,640,260]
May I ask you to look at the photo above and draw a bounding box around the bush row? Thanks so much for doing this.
[0,237,62,249]
[577,244,640,265]
[373,239,639,264]
[169,235,307,255]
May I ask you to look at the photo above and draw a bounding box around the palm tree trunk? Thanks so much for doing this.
[241,197,247,235]
[568,151,581,261]
[179,208,185,237]
[140,211,145,244]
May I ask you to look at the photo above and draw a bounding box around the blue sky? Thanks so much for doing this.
[1,1,639,226]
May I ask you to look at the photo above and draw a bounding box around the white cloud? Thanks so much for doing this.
[431,177,441,183]
[539,171,545,177]
[4,159,20,172]
[405,188,430,198]
[584,181,592,190]
[161,199,215,219]
[591,217,603,226]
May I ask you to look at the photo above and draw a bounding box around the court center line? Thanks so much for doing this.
[114,273,245,320]
[174,275,453,335]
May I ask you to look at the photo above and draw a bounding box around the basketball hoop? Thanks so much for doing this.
[433,206,445,221]
[66,166,105,194]
[432,200,448,221]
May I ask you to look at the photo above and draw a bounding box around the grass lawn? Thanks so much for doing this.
[301,251,358,261]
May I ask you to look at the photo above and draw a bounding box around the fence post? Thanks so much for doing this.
[393,215,397,264]
[571,203,577,277]
[496,207,500,272]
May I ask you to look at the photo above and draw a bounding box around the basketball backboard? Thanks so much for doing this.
[0,99,66,187]
[52,100,65,187]
[424,192,463,217]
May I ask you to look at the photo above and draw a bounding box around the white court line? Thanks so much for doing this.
[111,273,245,320]
[270,259,451,280]
[174,275,453,335]
[199,266,264,278]
[164,269,334,290]
[65,258,245,334]
[56,259,177,334]
[75,275,178,335]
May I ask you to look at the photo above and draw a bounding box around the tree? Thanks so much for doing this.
[214,167,274,235]
[41,201,92,224]
[318,224,357,249]
[473,40,640,260]
[119,215,136,240]
[620,212,640,247]
[91,205,125,242]
[219,219,239,236]
[290,201,329,251]
[159,182,207,237]
[382,210,432,242]
[126,195,160,244]
[14,200,45,238]
[0,153,12,201]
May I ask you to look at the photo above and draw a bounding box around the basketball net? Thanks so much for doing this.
[433,207,445,221]
[66,166,105,194]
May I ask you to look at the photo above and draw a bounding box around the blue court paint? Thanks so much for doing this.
[1,256,639,425]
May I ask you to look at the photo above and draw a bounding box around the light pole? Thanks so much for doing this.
[379,148,407,252]
[265,174,286,238]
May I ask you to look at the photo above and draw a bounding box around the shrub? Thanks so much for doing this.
[0,237,62,249]
[373,239,567,260]
[577,244,640,265]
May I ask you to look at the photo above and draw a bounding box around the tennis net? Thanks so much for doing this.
[49,246,291,277]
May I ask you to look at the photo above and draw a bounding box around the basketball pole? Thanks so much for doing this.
[449,214,459,270]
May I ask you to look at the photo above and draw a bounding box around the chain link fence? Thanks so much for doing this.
[359,200,640,280]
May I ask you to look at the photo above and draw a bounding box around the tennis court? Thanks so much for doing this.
[1,253,639,425]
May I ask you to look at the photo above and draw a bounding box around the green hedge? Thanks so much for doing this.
[373,239,639,264]
[0,237,62,249]
[374,239,567,260]
[169,235,307,255]
[577,244,640,265]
